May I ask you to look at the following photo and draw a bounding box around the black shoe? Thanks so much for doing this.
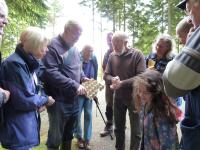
[100,124,113,137]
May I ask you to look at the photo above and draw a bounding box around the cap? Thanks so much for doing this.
[176,0,187,10]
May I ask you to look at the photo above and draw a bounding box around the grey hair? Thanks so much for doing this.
[152,34,176,58]
[20,26,49,54]
[112,31,129,42]
[64,20,82,32]
[0,0,8,15]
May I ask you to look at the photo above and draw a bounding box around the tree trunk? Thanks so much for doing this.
[167,0,172,35]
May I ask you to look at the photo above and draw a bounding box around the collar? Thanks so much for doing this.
[58,35,70,50]
[15,44,39,73]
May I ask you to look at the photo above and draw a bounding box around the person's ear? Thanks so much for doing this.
[124,41,129,49]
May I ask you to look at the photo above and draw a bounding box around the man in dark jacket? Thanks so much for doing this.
[104,31,146,150]
[100,32,114,137]
[41,20,87,150]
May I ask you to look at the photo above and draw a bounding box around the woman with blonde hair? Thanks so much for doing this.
[0,27,55,150]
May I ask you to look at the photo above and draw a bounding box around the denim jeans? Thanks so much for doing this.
[46,100,79,149]
[74,96,93,141]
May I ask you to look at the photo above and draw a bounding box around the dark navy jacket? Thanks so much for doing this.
[0,44,48,149]
[81,54,98,80]
[41,35,85,112]
[146,52,174,73]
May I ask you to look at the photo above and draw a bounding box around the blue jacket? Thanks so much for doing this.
[80,53,98,80]
[146,53,174,73]
[0,44,48,150]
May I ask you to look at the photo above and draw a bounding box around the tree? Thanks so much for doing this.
[79,0,185,55]
[47,0,63,36]
[1,0,49,58]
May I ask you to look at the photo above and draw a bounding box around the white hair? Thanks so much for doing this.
[0,0,8,15]
[20,26,49,54]
[112,31,129,42]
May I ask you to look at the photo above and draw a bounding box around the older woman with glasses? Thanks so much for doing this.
[0,27,55,150]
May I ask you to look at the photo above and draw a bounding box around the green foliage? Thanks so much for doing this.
[79,0,186,56]
[1,0,49,58]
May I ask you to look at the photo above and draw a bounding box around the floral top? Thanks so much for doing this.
[140,105,179,150]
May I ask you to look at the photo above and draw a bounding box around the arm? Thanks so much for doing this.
[102,52,108,72]
[103,55,113,85]
[42,47,79,93]
[2,61,48,111]
[93,55,98,80]
[163,28,200,98]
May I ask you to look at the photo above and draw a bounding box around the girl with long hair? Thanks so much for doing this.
[133,69,180,150]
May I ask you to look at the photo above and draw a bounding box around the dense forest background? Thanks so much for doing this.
[1,0,185,58]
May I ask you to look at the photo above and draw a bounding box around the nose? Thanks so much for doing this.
[3,17,8,25]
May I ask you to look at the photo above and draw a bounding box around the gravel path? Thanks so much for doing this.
[40,88,131,150]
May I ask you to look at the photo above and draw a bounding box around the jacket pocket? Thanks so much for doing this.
[181,118,200,150]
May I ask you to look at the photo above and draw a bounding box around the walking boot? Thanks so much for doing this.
[100,122,113,137]
[60,141,72,150]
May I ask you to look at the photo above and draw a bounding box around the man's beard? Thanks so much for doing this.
[115,47,126,56]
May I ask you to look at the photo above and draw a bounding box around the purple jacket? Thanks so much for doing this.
[41,35,85,103]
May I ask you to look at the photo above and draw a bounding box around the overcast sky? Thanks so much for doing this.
[46,0,113,62]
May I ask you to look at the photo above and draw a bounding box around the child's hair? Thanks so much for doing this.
[133,69,178,123]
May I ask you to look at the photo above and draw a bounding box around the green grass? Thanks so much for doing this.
[0,138,78,150]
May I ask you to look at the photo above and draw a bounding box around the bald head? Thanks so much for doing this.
[176,17,193,45]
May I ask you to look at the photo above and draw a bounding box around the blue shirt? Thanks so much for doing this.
[146,52,174,73]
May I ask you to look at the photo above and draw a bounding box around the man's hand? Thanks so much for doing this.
[38,106,46,113]
[82,77,91,82]
[46,96,55,106]
[110,76,121,90]
[77,84,87,96]
[0,88,10,104]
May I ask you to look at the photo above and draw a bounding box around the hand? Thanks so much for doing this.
[77,84,87,96]
[148,66,155,70]
[38,106,46,113]
[0,88,10,103]
[82,77,91,82]
[93,96,99,105]
[46,96,55,106]
[110,76,121,90]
